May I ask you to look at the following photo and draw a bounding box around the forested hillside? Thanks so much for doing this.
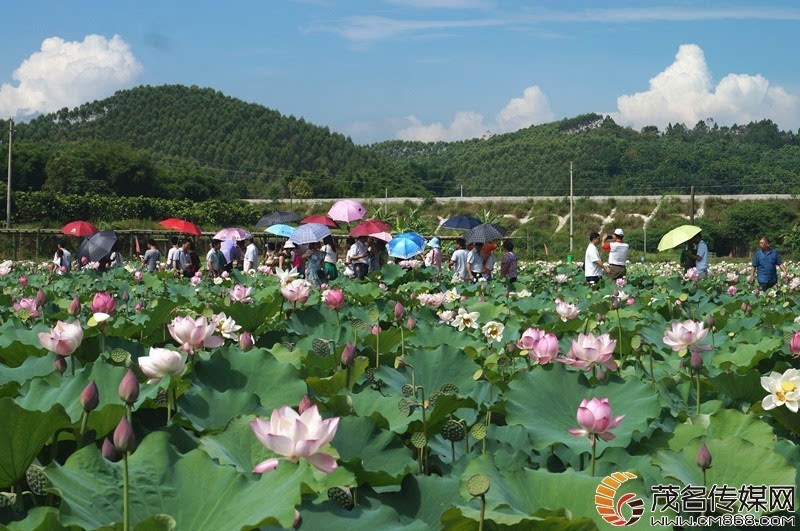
[370,114,800,196]
[2,86,800,200]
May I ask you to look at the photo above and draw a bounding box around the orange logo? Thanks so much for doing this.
[595,472,644,526]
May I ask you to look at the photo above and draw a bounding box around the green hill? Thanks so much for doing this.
[2,86,800,200]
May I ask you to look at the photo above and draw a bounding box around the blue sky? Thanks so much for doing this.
[1,0,799,143]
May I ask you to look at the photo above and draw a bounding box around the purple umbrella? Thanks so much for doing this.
[213,228,253,241]
[328,200,367,223]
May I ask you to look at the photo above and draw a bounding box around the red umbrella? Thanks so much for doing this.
[159,218,202,236]
[61,221,99,237]
[301,215,339,229]
[349,219,392,237]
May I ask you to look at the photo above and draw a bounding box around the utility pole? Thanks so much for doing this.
[385,187,388,208]
[569,161,574,254]
[6,119,11,229]
[460,184,463,198]
[690,185,695,224]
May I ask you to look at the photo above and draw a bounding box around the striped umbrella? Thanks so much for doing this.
[465,223,506,244]
[289,223,331,245]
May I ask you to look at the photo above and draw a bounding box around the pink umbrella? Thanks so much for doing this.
[328,200,367,223]
[213,228,253,241]
[370,231,393,242]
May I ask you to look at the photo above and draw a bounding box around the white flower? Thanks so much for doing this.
[437,310,456,324]
[92,312,111,323]
[444,288,459,303]
[138,347,188,385]
[556,301,580,322]
[555,274,568,284]
[213,277,224,285]
[213,312,242,340]
[761,369,800,412]
[0,260,12,276]
[275,267,300,286]
[451,307,480,331]
[482,321,505,342]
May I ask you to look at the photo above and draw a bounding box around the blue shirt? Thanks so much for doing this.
[695,240,708,273]
[752,248,782,284]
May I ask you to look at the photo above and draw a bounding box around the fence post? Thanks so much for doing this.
[35,230,39,261]
[13,231,17,261]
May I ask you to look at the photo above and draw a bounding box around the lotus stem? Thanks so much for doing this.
[417,447,423,474]
[400,327,405,358]
[451,440,455,465]
[71,355,75,376]
[167,388,174,423]
[375,333,380,368]
[463,421,469,456]
[353,486,358,508]
[122,452,130,531]
[702,467,706,488]
[101,332,106,357]
[696,372,701,415]
[649,349,656,387]
[615,308,623,362]
[591,439,596,476]
[126,404,132,425]
[79,411,89,447]
[345,366,351,390]
[478,494,486,531]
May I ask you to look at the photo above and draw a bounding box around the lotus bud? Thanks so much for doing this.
[293,509,301,528]
[121,290,130,302]
[790,331,800,357]
[134,271,143,281]
[478,296,485,302]
[299,395,312,414]
[371,325,381,336]
[239,332,254,352]
[35,289,47,307]
[626,298,635,306]
[394,302,405,321]
[81,256,88,265]
[754,287,760,296]
[19,276,27,287]
[102,437,120,462]
[54,356,67,373]
[706,315,715,328]
[119,370,139,405]
[406,317,415,331]
[113,417,135,453]
[134,302,143,312]
[696,443,712,470]
[741,302,748,312]
[69,296,81,315]
[341,342,356,366]
[613,288,619,297]
[690,351,703,371]
[460,295,467,301]
[80,381,99,412]
[596,368,607,381]
[612,298,621,310]
[746,305,752,313]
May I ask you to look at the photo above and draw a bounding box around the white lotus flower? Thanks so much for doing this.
[451,307,480,331]
[761,369,800,412]
[444,288,459,303]
[213,312,242,340]
[482,321,505,342]
[138,347,187,385]
[275,267,300,286]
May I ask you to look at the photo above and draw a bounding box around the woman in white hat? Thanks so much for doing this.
[424,237,442,272]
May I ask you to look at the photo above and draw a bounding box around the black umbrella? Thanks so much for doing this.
[76,230,118,262]
[465,223,507,244]
[442,215,482,231]
[256,211,301,228]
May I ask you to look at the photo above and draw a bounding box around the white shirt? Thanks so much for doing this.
[584,243,602,277]
[467,248,484,273]
[322,244,337,264]
[607,242,629,266]
[695,240,708,272]
[54,249,72,272]
[451,249,469,280]
[244,243,258,270]
[350,241,370,264]
[206,249,219,271]
[167,247,179,268]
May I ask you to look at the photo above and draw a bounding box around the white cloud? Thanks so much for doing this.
[616,44,799,130]
[397,85,554,142]
[0,34,142,119]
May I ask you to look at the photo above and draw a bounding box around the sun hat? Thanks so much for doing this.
[284,240,296,249]
[427,237,441,249]
[614,228,624,237]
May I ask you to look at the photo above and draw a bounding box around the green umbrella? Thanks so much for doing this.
[657,225,702,252]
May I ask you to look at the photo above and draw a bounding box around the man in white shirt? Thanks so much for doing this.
[467,242,484,281]
[167,237,180,270]
[449,238,470,282]
[584,232,610,284]
[602,228,629,279]
[349,236,370,279]
[243,238,259,272]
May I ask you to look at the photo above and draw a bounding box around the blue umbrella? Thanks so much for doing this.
[394,231,427,247]
[290,223,331,245]
[387,237,425,259]
[265,224,296,238]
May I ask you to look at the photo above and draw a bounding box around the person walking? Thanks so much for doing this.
[467,242,484,282]
[424,238,442,272]
[206,239,222,277]
[177,239,194,277]
[142,239,161,272]
[585,232,610,284]
[243,237,259,272]
[602,229,629,279]
[500,240,517,285]
[348,236,370,280]
[748,236,787,290]
[686,233,708,279]
[449,238,470,282]
[322,236,338,281]
[167,237,180,270]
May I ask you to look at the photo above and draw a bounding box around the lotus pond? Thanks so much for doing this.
[1,259,799,530]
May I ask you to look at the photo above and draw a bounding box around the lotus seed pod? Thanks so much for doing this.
[440,383,459,394]
[0,492,17,508]
[442,419,466,442]
[467,474,491,496]
[427,390,443,407]
[312,338,331,357]
[25,464,47,496]
[110,348,130,363]
[402,384,414,397]
[327,487,354,510]
[411,432,427,448]
[470,423,487,440]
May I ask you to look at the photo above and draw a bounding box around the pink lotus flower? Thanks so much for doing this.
[90,292,116,314]
[517,328,559,364]
[662,320,709,354]
[790,331,800,357]
[568,397,624,446]
[134,271,143,281]
[167,315,224,354]
[228,284,253,303]
[190,275,202,286]
[555,301,580,322]
[14,298,40,318]
[626,298,635,306]
[517,327,545,350]
[324,289,345,311]
[250,405,339,473]
[138,347,187,384]
[615,278,627,287]
[684,267,699,282]
[281,279,311,304]
[371,324,381,336]
[19,276,27,287]
[557,333,618,372]
[38,320,84,356]
[727,285,738,296]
